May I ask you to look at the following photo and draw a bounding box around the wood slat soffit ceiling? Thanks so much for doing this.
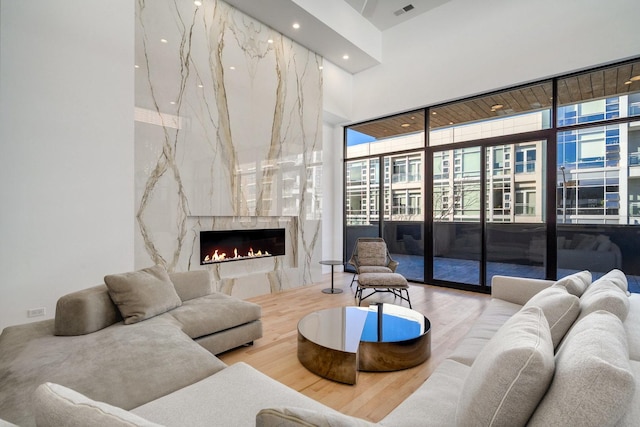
[352,60,640,139]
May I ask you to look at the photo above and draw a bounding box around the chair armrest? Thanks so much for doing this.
[388,259,399,272]
[491,275,554,306]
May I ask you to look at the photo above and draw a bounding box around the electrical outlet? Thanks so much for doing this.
[27,307,45,318]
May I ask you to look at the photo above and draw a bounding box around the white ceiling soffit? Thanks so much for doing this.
[344,0,451,31]
[224,0,382,74]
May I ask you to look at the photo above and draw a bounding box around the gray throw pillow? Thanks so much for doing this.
[33,382,162,427]
[456,306,555,427]
[169,270,212,302]
[593,268,628,294]
[104,265,182,324]
[524,286,580,349]
[528,310,635,427]
[552,270,591,297]
[580,277,629,322]
[256,407,379,427]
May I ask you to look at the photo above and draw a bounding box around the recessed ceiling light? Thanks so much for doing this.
[198,84,204,88]
[342,54,349,60]
[160,38,168,43]
[267,39,274,44]
[134,65,140,69]
[292,23,300,29]
[194,0,202,6]
[630,75,640,81]
[318,66,323,70]
[170,101,176,105]
[230,66,236,70]
[431,111,437,115]
[401,123,411,128]
[490,104,504,111]
[625,80,633,85]
[449,122,454,125]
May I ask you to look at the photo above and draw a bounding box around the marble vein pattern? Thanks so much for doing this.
[135,0,323,298]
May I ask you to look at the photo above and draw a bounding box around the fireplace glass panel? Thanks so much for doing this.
[200,228,285,264]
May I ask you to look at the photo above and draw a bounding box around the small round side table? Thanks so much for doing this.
[319,260,343,294]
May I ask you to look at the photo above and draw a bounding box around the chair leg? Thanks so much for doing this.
[350,273,357,288]
[404,289,412,309]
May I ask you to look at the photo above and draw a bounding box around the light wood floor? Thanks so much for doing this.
[218,272,490,423]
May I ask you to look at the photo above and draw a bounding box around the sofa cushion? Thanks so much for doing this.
[381,359,470,427]
[552,270,591,297]
[0,316,226,425]
[104,265,182,324]
[132,362,343,427]
[54,285,122,336]
[358,266,392,274]
[528,310,635,427]
[33,382,162,427]
[579,276,629,322]
[616,360,640,427]
[447,299,522,366]
[456,306,554,427]
[524,286,580,349]
[169,270,212,302]
[169,293,261,339]
[626,294,640,361]
[256,407,379,427]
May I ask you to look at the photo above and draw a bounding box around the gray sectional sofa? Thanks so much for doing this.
[1,268,639,426]
[0,266,262,426]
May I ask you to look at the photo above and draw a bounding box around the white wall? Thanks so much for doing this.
[322,60,351,273]
[351,0,640,121]
[0,1,135,332]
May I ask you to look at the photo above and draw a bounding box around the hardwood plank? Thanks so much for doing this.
[218,272,490,422]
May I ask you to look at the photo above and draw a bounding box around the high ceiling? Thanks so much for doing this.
[343,0,451,31]
[223,0,451,74]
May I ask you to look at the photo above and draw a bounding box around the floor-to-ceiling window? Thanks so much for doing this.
[345,111,425,282]
[427,81,552,289]
[344,58,640,293]
[555,62,640,286]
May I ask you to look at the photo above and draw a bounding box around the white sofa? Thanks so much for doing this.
[2,269,638,426]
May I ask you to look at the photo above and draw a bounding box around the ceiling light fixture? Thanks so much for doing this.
[267,39,274,44]
[625,80,633,85]
[343,54,349,60]
[160,38,168,43]
[230,66,236,70]
[194,1,202,6]
[630,75,640,81]
[401,123,411,128]
[292,23,300,29]
[490,104,504,111]
[318,66,324,70]
[134,65,140,69]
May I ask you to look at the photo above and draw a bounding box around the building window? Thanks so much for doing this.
[392,158,407,183]
[515,146,536,173]
[515,188,536,215]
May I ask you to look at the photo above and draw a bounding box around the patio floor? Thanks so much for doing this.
[391,254,640,294]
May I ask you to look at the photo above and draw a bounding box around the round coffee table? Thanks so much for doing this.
[297,303,431,384]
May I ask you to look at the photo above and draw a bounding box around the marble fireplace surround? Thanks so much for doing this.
[134,0,323,300]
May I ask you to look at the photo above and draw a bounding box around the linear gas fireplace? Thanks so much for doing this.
[200,228,286,265]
